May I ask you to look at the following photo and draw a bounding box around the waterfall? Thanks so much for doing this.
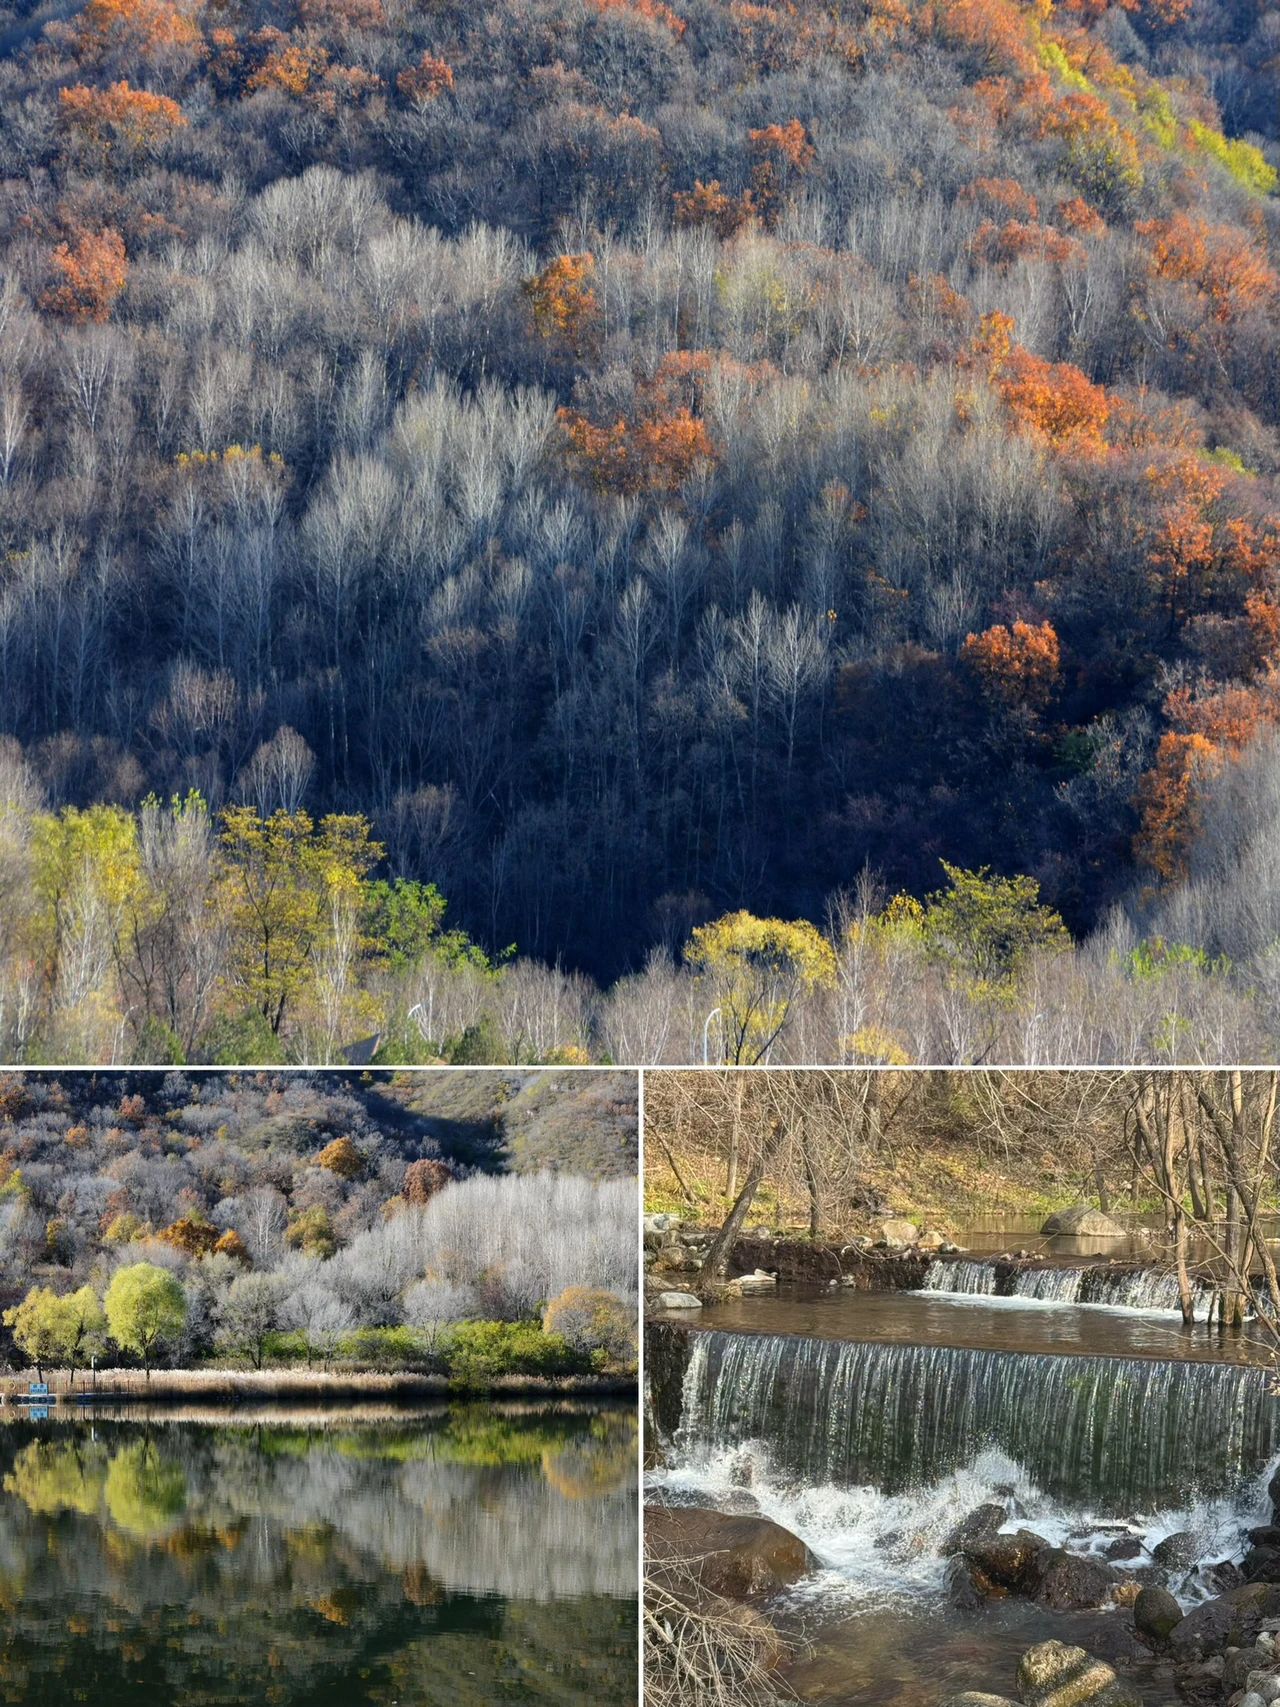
[675,1329,1277,1511]
[922,1259,1209,1316]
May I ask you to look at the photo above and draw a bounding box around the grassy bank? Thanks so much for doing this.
[0,1367,636,1407]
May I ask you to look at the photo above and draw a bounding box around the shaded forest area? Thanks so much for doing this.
[0,1069,638,1378]
[0,0,1276,1042]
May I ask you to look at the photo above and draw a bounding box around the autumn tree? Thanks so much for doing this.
[103,1263,186,1379]
[41,229,128,324]
[58,82,187,168]
[396,52,454,104]
[962,620,1061,713]
[523,253,599,354]
[685,910,837,1063]
[403,1158,456,1203]
[316,1134,365,1179]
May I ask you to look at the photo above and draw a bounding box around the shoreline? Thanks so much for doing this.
[0,1367,637,1410]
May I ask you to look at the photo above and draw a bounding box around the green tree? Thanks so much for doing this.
[217,807,383,1035]
[922,862,1070,999]
[104,1263,186,1379]
[685,910,837,1064]
[3,1284,107,1385]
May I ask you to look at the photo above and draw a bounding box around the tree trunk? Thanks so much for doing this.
[700,1119,787,1291]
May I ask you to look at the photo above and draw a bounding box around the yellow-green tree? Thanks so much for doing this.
[3,1284,107,1384]
[217,808,382,1037]
[104,1262,186,1379]
[685,910,836,1063]
[922,862,1070,1000]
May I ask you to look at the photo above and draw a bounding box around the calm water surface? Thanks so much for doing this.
[0,1404,637,1706]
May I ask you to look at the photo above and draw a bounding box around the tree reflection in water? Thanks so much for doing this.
[0,1404,637,1706]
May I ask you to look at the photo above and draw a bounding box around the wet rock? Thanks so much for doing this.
[1250,1527,1280,1547]
[734,1269,777,1293]
[948,1555,1001,1611]
[1104,1537,1144,1561]
[1152,1531,1199,1571]
[879,1218,919,1246]
[962,1529,1050,1595]
[939,1696,1018,1707]
[654,1291,702,1310]
[1240,1694,1267,1707]
[1169,1584,1280,1659]
[1224,1645,1270,1690]
[645,1506,814,1601]
[1244,1546,1280,1584]
[943,1503,1007,1556]
[1133,1585,1184,1648]
[1203,1559,1243,1595]
[1034,1549,1117,1612]
[1040,1207,1127,1238]
[1016,1639,1142,1706]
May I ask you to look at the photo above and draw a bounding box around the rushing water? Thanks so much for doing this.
[670,1327,1276,1508]
[0,1404,637,1706]
[921,1258,1213,1316]
[648,1300,1280,1706]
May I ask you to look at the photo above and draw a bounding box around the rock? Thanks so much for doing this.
[1152,1530,1199,1570]
[1224,1646,1270,1690]
[943,1503,1007,1556]
[1250,1528,1280,1548]
[962,1528,1050,1595]
[948,1556,1000,1610]
[654,1291,702,1310]
[1244,1546,1280,1584]
[1203,1559,1244,1595]
[1040,1207,1127,1238]
[1034,1549,1116,1612]
[1240,1694,1267,1707]
[1169,1584,1280,1659]
[1016,1640,1142,1707]
[735,1269,777,1294]
[1134,1585,1184,1648]
[917,1228,946,1250]
[645,1506,814,1600]
[879,1217,919,1246]
[939,1696,1019,1707]
[653,1248,700,1274]
[1110,1581,1141,1608]
[1105,1538,1144,1561]
[941,1241,963,1254]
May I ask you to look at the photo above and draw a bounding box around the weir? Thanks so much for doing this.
[921,1259,1210,1316]
[663,1325,1278,1511]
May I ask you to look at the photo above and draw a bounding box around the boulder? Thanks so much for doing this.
[1243,1546,1280,1584]
[943,1503,1007,1556]
[652,1248,700,1274]
[1034,1550,1117,1612]
[1133,1585,1184,1648]
[917,1228,947,1250]
[948,1556,1000,1610]
[1169,1583,1280,1659]
[645,1506,814,1600]
[879,1218,919,1246]
[1151,1530,1198,1571]
[1016,1640,1142,1707]
[1040,1207,1127,1238]
[1224,1646,1271,1691]
[734,1269,777,1294]
[654,1291,702,1310]
[939,1697,1019,1707]
[962,1528,1050,1595]
[1104,1538,1143,1561]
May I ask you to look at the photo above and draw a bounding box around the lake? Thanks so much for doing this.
[0,1402,638,1706]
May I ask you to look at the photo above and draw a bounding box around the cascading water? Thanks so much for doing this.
[674,1329,1277,1511]
[921,1259,1209,1316]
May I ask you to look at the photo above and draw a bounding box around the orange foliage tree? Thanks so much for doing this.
[59,81,187,164]
[396,52,454,103]
[41,228,129,323]
[523,253,599,353]
[747,119,814,226]
[1138,214,1278,326]
[559,352,721,495]
[962,619,1061,712]
[74,0,202,60]
[972,312,1110,455]
[673,180,756,239]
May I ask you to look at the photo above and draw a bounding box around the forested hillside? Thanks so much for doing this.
[0,0,1275,1054]
[0,1069,638,1377]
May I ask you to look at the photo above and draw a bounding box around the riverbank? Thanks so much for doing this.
[0,1366,637,1408]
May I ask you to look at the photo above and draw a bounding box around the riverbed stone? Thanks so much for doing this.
[1151,1530,1198,1570]
[1133,1585,1184,1647]
[962,1528,1051,1595]
[943,1503,1007,1556]
[654,1291,702,1309]
[1104,1537,1144,1561]
[879,1217,919,1246]
[939,1695,1019,1707]
[1040,1207,1127,1238]
[1169,1584,1280,1658]
[645,1506,814,1600]
[1015,1640,1141,1706]
[1034,1550,1116,1611]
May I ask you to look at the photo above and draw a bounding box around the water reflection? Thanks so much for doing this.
[0,1405,637,1706]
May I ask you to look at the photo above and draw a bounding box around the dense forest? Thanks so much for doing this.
[0,0,1276,1058]
[0,1069,638,1379]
